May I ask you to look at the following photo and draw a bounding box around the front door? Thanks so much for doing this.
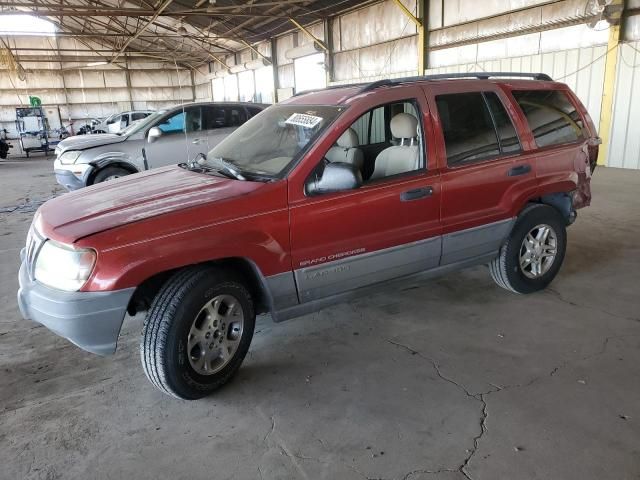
[145,106,205,167]
[287,90,442,303]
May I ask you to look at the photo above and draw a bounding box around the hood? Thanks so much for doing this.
[37,166,269,243]
[56,133,126,154]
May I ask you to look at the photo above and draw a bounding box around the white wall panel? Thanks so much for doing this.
[540,24,610,52]
[333,36,418,83]
[129,69,191,88]
[337,0,417,52]
[442,0,549,27]
[65,88,130,104]
[298,22,325,47]
[608,42,640,169]
[195,82,212,101]
[276,34,294,66]
[278,64,295,89]
[239,48,253,64]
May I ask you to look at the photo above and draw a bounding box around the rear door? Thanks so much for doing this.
[204,105,247,149]
[425,83,537,265]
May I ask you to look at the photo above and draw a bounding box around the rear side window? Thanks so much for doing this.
[512,90,585,148]
[436,92,500,166]
[203,106,227,129]
[484,92,521,154]
[227,107,248,127]
[131,112,148,121]
[247,107,263,118]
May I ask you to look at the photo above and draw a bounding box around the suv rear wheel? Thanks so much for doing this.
[140,266,255,399]
[489,204,567,294]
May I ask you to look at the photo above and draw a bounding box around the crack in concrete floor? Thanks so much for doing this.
[387,331,634,480]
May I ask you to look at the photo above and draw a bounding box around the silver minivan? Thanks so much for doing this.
[54,102,267,190]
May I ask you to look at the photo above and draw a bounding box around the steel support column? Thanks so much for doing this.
[597,0,625,166]
[418,0,429,73]
[271,37,280,103]
[392,0,427,74]
[324,17,334,84]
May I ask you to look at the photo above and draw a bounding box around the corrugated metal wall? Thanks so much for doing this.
[330,0,418,84]
[608,41,640,169]
[426,45,608,133]
[0,36,196,136]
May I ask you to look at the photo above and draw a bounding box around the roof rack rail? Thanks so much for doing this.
[420,72,553,81]
[359,79,394,93]
[355,72,552,95]
[292,72,552,99]
[291,82,368,97]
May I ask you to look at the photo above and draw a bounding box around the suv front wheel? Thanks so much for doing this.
[93,166,131,184]
[140,266,255,399]
[490,204,567,294]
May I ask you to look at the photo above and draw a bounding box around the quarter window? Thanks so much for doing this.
[512,90,585,147]
[436,92,500,167]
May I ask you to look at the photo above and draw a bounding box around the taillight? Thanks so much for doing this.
[587,137,602,173]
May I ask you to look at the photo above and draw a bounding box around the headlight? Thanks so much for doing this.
[34,240,96,291]
[58,150,82,165]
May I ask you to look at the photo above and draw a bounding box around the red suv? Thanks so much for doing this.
[18,73,598,399]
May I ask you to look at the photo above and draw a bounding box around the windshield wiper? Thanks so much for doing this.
[206,156,246,181]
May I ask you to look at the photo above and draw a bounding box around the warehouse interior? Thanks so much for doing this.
[1,0,639,479]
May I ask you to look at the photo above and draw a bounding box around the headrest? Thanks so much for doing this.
[336,127,358,148]
[390,113,418,139]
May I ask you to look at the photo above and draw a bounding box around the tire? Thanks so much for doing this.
[141,266,255,399]
[93,166,131,184]
[489,204,567,294]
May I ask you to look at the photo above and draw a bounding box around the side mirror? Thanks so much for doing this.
[147,127,162,143]
[307,162,362,195]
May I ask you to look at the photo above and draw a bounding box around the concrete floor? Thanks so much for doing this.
[1,155,639,480]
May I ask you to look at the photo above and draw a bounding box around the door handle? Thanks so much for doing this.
[508,164,531,176]
[400,186,433,202]
[192,138,202,145]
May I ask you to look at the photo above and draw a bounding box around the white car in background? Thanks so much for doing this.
[93,110,155,134]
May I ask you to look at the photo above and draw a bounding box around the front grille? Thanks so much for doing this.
[25,228,45,280]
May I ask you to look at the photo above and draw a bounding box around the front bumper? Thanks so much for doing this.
[53,158,93,191]
[17,253,135,355]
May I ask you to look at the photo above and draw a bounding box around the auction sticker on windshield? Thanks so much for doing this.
[285,113,323,128]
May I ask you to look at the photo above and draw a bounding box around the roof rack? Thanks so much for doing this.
[291,72,552,99]
[291,82,367,97]
[358,72,552,93]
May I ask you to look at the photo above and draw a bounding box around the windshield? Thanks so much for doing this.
[204,104,343,178]
[119,111,165,137]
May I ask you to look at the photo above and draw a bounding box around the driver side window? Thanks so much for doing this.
[158,111,185,134]
[308,99,425,195]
